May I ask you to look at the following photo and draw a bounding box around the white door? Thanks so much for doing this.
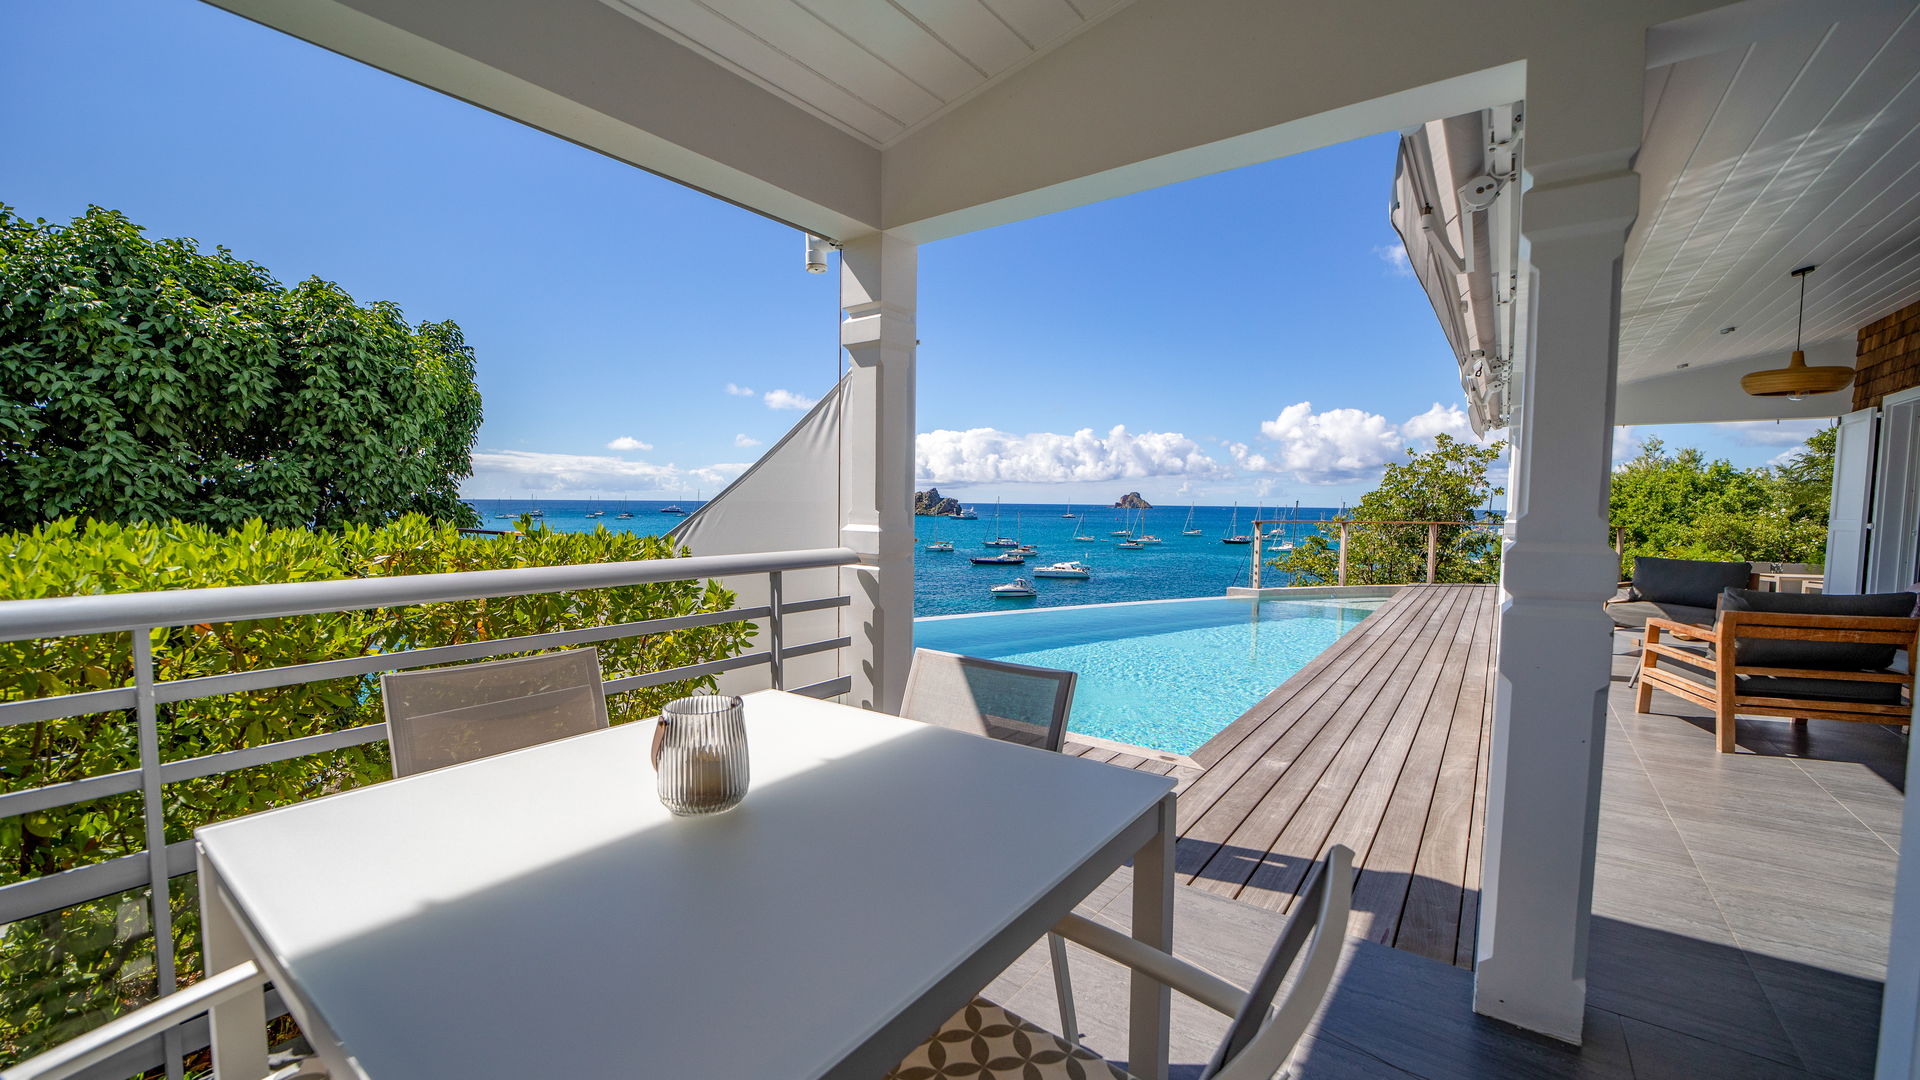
[1826,407,1878,595]
[1867,387,1920,594]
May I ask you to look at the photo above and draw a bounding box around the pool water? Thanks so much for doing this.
[914,595,1386,756]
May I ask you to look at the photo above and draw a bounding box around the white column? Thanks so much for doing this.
[838,233,917,713]
[1877,694,1920,1078]
[1473,63,1641,1042]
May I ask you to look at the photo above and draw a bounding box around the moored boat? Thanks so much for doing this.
[1032,561,1091,579]
[971,553,1026,565]
[926,539,954,552]
[659,505,686,514]
[990,577,1036,598]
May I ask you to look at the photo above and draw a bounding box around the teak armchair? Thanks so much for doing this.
[1638,607,1918,753]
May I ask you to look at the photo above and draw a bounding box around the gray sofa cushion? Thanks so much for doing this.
[1661,658,1904,706]
[1719,587,1916,671]
[1629,557,1751,608]
[1605,599,1716,630]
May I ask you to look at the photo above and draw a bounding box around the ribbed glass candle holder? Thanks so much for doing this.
[652,695,749,816]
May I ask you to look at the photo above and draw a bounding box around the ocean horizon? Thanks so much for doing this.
[465,498,1347,616]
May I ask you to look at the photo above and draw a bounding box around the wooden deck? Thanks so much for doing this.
[1061,583,1496,968]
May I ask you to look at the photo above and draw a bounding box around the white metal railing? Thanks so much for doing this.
[0,546,860,1078]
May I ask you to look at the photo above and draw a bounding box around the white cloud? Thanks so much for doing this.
[467,450,746,497]
[1243,402,1494,486]
[724,382,755,397]
[916,425,1229,485]
[1715,419,1829,447]
[1374,242,1412,277]
[604,436,653,452]
[734,433,762,448]
[764,388,818,411]
[1613,425,1643,466]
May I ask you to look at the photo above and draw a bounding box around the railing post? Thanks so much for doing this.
[1337,523,1349,587]
[1427,522,1439,584]
[1614,527,1624,555]
[767,571,785,691]
[133,629,183,1080]
[1251,525,1262,589]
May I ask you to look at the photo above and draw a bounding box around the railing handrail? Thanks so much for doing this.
[1248,518,1500,526]
[0,547,860,641]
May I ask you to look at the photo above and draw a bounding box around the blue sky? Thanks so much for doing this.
[2,0,1830,507]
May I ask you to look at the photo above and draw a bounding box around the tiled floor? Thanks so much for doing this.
[981,630,1906,1078]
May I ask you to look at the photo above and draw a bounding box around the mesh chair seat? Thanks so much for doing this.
[886,998,1129,1080]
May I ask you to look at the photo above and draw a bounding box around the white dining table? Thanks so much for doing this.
[196,689,1178,1080]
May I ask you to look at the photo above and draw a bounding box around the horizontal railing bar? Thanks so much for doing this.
[605,652,769,692]
[779,595,852,615]
[158,723,390,786]
[784,636,853,660]
[150,606,773,707]
[791,675,853,699]
[0,769,143,820]
[0,547,860,641]
[0,597,850,729]
[0,687,138,729]
[0,840,196,926]
[7,960,266,1080]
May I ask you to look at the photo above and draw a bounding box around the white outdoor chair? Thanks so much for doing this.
[886,845,1355,1080]
[900,649,1084,1039]
[380,648,609,778]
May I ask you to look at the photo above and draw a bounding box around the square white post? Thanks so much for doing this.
[839,233,917,713]
[1473,52,1642,1043]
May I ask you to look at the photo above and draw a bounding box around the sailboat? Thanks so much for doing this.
[1073,515,1097,542]
[1061,501,1075,518]
[1222,502,1252,544]
[983,498,1019,547]
[925,518,953,552]
[1181,499,1203,536]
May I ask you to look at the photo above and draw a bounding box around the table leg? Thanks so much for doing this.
[198,855,269,1080]
[1128,794,1174,1080]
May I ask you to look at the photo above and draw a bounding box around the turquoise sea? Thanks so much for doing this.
[464,499,1346,617]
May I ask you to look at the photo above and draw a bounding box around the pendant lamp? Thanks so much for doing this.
[1739,265,1854,401]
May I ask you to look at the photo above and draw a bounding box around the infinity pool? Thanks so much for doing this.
[913,595,1387,756]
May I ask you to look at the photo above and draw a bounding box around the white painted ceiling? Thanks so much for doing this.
[598,0,1132,148]
[1620,4,1920,383]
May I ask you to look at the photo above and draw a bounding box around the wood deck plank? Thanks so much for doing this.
[1345,589,1484,945]
[1222,586,1474,909]
[1171,589,1445,883]
[1396,587,1497,963]
[1454,588,1496,969]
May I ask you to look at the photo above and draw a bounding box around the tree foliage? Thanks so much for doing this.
[1608,432,1833,572]
[0,517,753,1060]
[0,205,483,531]
[1268,434,1507,586]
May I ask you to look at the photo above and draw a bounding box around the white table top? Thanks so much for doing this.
[197,690,1175,1079]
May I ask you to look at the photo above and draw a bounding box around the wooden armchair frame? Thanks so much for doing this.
[1637,610,1918,753]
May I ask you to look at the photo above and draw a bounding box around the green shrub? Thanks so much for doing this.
[0,516,753,1063]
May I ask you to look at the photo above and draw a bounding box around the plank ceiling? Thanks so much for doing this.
[1620,4,1920,382]
[598,0,1132,148]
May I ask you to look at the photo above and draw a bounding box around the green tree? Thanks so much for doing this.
[0,205,482,531]
[1607,432,1831,572]
[1268,434,1507,586]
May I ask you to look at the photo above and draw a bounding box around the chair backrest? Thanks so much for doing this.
[1206,844,1354,1080]
[899,648,1076,752]
[381,649,610,778]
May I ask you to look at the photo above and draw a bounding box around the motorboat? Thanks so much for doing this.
[971,553,1026,565]
[1137,535,1163,544]
[957,506,978,519]
[615,511,633,519]
[926,539,954,552]
[1032,561,1091,579]
[990,577,1037,597]
[1116,540,1144,549]
[659,505,686,514]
